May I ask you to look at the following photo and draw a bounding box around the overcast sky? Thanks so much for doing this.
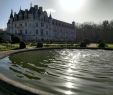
[0,0,113,29]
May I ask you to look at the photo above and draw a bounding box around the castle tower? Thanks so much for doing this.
[10,9,13,18]
[30,2,32,8]
[49,12,52,19]
[72,21,75,26]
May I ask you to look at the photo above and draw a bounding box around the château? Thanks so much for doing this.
[7,5,76,42]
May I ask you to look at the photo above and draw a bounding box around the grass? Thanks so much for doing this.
[0,43,19,51]
[0,43,78,51]
[0,43,113,51]
[0,43,35,51]
[87,43,113,49]
[43,43,78,48]
[107,44,113,48]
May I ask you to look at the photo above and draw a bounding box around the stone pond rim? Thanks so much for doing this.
[0,47,113,95]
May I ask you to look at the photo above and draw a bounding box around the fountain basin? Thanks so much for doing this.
[0,49,113,95]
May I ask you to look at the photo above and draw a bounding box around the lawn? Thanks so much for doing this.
[0,43,19,51]
[0,43,113,51]
[107,44,113,48]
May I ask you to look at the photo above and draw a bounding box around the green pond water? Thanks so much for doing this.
[0,49,113,95]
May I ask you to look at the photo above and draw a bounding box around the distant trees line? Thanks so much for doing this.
[76,20,113,43]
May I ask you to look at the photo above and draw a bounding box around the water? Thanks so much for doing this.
[0,49,113,95]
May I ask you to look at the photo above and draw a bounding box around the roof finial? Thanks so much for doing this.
[11,9,13,14]
[30,2,32,8]
[49,12,52,19]
[10,9,13,18]
[20,6,21,11]
[14,12,16,15]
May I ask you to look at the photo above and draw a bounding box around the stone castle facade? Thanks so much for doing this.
[7,5,76,42]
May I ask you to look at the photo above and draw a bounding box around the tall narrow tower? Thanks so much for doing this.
[10,9,13,18]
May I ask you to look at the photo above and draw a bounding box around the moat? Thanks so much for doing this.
[0,49,113,95]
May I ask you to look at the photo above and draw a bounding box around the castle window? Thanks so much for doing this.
[40,29,44,36]
[46,25,48,28]
[20,30,22,35]
[25,23,27,26]
[25,30,27,34]
[20,24,22,27]
[15,24,16,27]
[41,23,44,27]
[36,29,38,34]
[36,23,38,27]
[59,23,60,26]
[44,17,46,22]
[46,31,48,35]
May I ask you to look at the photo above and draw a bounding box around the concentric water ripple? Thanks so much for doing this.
[0,49,113,95]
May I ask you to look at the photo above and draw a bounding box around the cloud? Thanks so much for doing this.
[46,8,56,13]
[29,0,39,4]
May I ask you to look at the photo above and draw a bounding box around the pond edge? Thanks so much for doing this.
[0,47,113,95]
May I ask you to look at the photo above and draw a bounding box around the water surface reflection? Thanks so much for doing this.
[0,49,113,95]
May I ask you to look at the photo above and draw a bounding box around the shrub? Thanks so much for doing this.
[0,37,3,43]
[19,42,26,49]
[84,39,90,45]
[11,35,20,43]
[37,43,43,48]
[98,42,106,48]
[79,39,90,48]
[79,41,88,48]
